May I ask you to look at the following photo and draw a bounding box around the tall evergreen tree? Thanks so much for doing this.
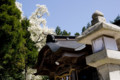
[81,22,91,33]
[62,30,71,36]
[111,15,120,26]
[21,18,38,80]
[55,26,71,36]
[55,26,62,35]
[82,26,86,33]
[86,23,91,28]
[74,32,80,36]
[21,18,38,67]
[0,0,26,79]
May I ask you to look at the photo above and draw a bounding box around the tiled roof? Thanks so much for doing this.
[46,35,85,52]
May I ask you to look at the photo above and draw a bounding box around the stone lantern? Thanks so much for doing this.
[77,10,120,80]
[92,36,118,53]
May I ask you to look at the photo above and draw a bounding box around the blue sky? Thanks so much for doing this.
[17,0,120,35]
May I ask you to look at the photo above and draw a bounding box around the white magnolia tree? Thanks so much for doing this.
[16,2,54,51]
[27,5,54,80]
[28,4,54,51]
[16,2,53,80]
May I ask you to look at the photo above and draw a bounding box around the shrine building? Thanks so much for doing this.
[35,11,120,80]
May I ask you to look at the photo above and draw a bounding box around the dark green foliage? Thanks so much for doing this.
[82,26,86,33]
[86,23,91,28]
[111,15,120,26]
[21,18,38,67]
[62,30,71,36]
[55,26,71,36]
[42,76,49,80]
[82,22,91,33]
[0,0,15,6]
[0,0,25,79]
[74,32,80,36]
[55,26,62,35]
[0,0,38,79]
[21,18,38,80]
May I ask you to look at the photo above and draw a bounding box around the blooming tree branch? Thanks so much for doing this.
[28,4,55,51]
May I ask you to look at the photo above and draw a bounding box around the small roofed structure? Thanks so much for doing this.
[35,35,99,80]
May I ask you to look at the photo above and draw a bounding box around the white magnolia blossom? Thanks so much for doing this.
[23,68,43,80]
[28,4,55,51]
[15,1,24,18]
